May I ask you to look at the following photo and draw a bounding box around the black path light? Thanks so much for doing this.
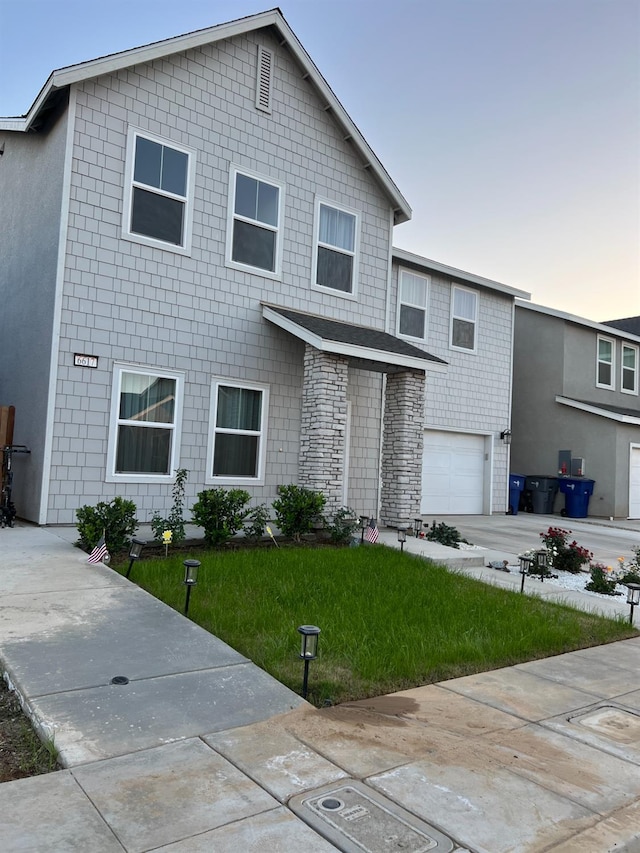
[125,537,146,579]
[518,555,532,593]
[626,583,640,624]
[397,527,407,552]
[297,625,320,700]
[414,518,422,538]
[182,559,200,617]
[359,515,369,544]
[534,549,549,583]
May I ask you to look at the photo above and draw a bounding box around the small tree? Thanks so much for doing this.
[191,488,251,547]
[151,468,189,544]
[272,485,326,542]
[76,497,138,554]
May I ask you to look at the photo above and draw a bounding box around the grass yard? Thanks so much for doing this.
[117,544,637,706]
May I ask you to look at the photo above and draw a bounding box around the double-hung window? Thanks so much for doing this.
[108,366,183,481]
[450,286,478,351]
[208,380,268,482]
[124,129,195,252]
[397,269,429,340]
[228,168,282,277]
[622,343,638,394]
[313,199,359,296]
[596,335,615,389]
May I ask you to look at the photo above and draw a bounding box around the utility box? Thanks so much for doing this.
[558,450,571,476]
[571,457,585,477]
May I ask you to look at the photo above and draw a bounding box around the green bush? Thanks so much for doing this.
[150,468,189,544]
[244,504,270,543]
[586,563,621,596]
[272,485,326,542]
[76,497,138,554]
[424,520,468,549]
[191,488,251,547]
[328,507,359,544]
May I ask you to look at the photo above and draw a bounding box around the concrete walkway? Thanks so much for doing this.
[1,520,639,852]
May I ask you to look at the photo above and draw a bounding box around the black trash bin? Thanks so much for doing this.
[525,475,559,514]
[559,478,595,518]
[508,474,525,515]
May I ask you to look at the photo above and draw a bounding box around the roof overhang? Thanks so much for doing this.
[263,304,447,374]
[556,395,640,426]
[517,300,640,344]
[0,9,411,224]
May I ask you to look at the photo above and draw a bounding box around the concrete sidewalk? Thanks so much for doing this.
[1,522,639,852]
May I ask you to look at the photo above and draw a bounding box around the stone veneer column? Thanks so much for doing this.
[380,370,425,527]
[298,345,348,517]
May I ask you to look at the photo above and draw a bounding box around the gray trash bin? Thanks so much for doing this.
[525,475,558,514]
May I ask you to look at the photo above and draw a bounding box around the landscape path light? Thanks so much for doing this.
[626,583,640,625]
[359,515,369,544]
[534,549,548,583]
[397,527,407,552]
[518,555,532,593]
[414,518,422,538]
[182,559,200,617]
[297,625,320,701]
[125,537,146,579]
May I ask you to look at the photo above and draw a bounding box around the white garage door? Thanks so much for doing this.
[629,445,640,519]
[421,431,485,515]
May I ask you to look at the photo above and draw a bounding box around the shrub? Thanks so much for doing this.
[191,488,251,547]
[327,507,359,544]
[617,548,640,585]
[150,468,189,544]
[244,504,270,543]
[272,485,326,542]
[586,563,621,596]
[540,526,592,574]
[424,520,468,549]
[76,497,138,554]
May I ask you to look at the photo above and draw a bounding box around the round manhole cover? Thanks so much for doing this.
[110,676,129,685]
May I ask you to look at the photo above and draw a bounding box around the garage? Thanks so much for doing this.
[629,444,640,519]
[421,430,486,514]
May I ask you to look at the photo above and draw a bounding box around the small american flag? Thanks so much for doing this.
[364,518,379,544]
[87,534,109,564]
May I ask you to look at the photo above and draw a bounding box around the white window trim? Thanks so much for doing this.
[621,343,639,395]
[122,127,196,255]
[106,363,184,484]
[206,378,269,485]
[596,334,616,390]
[396,267,429,341]
[225,165,284,280]
[311,196,360,301]
[449,284,478,353]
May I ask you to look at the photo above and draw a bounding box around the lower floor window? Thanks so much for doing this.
[108,366,183,479]
[209,380,268,480]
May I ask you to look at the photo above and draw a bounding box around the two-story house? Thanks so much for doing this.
[511,301,640,518]
[0,9,525,528]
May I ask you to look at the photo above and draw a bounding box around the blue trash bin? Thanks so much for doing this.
[558,478,595,518]
[508,473,525,515]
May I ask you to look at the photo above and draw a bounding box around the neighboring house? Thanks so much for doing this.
[0,9,525,527]
[511,301,640,519]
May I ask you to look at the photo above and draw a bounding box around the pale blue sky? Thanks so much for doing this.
[2,0,638,321]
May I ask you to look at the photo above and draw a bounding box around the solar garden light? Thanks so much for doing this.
[397,527,407,552]
[297,625,320,700]
[359,515,369,543]
[519,555,532,593]
[182,559,200,617]
[414,518,422,538]
[626,583,640,625]
[534,549,548,583]
[125,537,146,579]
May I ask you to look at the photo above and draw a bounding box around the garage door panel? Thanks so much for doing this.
[422,431,485,515]
[629,446,640,519]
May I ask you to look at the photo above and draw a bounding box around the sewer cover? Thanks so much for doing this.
[289,780,454,853]
[570,706,640,745]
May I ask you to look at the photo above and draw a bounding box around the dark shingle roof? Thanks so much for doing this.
[602,316,640,336]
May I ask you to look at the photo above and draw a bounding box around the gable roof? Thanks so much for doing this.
[516,300,640,344]
[0,8,411,225]
[262,304,447,373]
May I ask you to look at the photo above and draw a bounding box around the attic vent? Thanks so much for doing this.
[256,45,273,113]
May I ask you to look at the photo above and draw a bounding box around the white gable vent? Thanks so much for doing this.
[256,45,273,113]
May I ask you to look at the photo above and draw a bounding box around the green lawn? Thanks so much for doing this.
[117,544,637,706]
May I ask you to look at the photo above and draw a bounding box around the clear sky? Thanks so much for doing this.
[2,0,638,321]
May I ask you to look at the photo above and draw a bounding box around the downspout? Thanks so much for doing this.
[39,86,77,524]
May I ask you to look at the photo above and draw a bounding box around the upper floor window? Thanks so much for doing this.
[622,343,638,394]
[450,286,477,351]
[107,365,183,482]
[227,167,282,278]
[397,269,429,340]
[312,199,359,297]
[123,129,195,253]
[596,335,615,389]
[207,380,269,483]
